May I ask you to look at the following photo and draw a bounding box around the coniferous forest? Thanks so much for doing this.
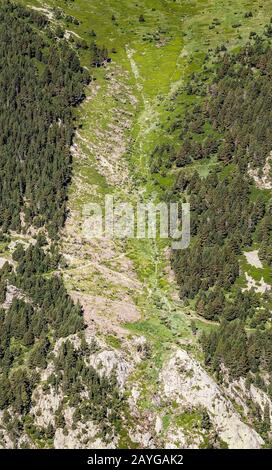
[0,2,124,446]
[169,35,272,384]
[0,2,88,236]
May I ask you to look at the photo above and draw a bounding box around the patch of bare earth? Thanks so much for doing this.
[71,292,140,338]
[61,63,142,338]
[62,210,142,337]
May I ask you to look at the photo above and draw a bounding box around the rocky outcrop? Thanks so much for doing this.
[89,349,131,390]
[248,152,272,189]
[160,350,264,449]
[54,408,111,449]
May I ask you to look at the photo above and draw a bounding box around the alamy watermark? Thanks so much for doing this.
[82,196,190,250]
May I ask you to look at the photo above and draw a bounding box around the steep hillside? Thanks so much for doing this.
[0,0,271,449]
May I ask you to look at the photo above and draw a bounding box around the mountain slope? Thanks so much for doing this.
[0,0,271,448]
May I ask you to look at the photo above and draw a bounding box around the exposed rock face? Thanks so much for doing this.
[248,152,272,189]
[89,349,131,390]
[31,386,61,428]
[54,427,109,450]
[160,350,264,449]
[0,412,14,449]
[224,376,272,422]
[165,428,189,449]
[244,250,263,269]
[243,272,271,294]
[2,284,26,309]
[54,408,111,449]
